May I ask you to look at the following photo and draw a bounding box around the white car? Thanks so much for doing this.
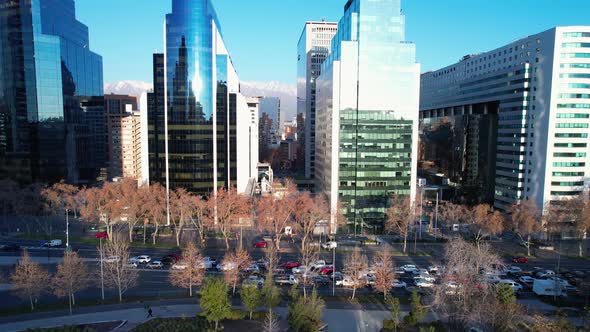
[171,262,188,270]
[130,255,151,264]
[200,257,216,269]
[321,241,337,250]
[486,275,501,284]
[125,262,138,269]
[412,268,430,276]
[498,279,523,292]
[536,270,556,278]
[217,261,237,271]
[391,280,407,288]
[246,264,260,274]
[413,273,435,282]
[505,266,522,274]
[401,265,418,273]
[444,281,459,295]
[292,265,308,274]
[243,275,265,286]
[518,276,535,286]
[312,260,328,270]
[146,261,163,269]
[414,278,435,288]
[336,277,360,288]
[428,265,439,273]
[103,256,120,263]
[394,267,405,274]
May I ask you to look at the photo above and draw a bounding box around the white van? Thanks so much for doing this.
[44,239,62,247]
[533,279,567,297]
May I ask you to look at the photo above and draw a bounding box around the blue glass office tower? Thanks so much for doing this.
[0,0,104,184]
[148,0,257,194]
[315,0,420,233]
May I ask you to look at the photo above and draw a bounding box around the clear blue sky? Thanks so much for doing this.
[76,0,590,85]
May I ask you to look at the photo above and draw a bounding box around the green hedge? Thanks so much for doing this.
[130,317,212,332]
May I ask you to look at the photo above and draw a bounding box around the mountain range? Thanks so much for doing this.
[104,80,298,121]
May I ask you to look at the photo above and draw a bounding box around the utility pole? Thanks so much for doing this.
[418,190,423,240]
[65,209,70,249]
[332,245,336,296]
[99,237,104,301]
[434,192,439,240]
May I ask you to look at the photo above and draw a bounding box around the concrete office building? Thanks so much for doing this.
[297,21,338,182]
[315,0,420,233]
[259,97,282,147]
[420,26,590,212]
[105,95,142,182]
[146,0,257,195]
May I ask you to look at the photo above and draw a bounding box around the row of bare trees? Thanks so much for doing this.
[384,193,590,256]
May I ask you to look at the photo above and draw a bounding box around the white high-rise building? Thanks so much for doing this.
[297,21,338,182]
[420,26,590,212]
[315,0,420,233]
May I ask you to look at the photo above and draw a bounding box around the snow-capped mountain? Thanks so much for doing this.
[103,80,298,121]
[104,80,152,98]
[241,81,297,121]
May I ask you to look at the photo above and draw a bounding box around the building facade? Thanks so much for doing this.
[420,26,590,212]
[259,97,281,147]
[297,21,338,182]
[0,0,104,184]
[147,0,256,195]
[315,0,420,233]
[105,95,141,182]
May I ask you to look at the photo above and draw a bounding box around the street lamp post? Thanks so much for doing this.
[434,192,439,240]
[332,245,336,297]
[65,208,70,249]
[419,190,423,240]
[99,237,105,301]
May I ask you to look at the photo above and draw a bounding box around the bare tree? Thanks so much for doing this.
[169,242,205,296]
[432,238,506,330]
[263,312,279,332]
[80,183,119,239]
[211,188,252,249]
[373,250,394,300]
[299,239,319,299]
[145,183,167,245]
[256,180,297,249]
[112,179,149,243]
[189,195,210,247]
[41,181,79,236]
[169,188,196,246]
[342,247,368,300]
[385,195,413,253]
[0,179,19,231]
[52,252,90,314]
[100,237,138,302]
[562,196,590,258]
[508,200,540,257]
[293,192,329,254]
[10,250,50,311]
[465,204,505,250]
[222,248,251,296]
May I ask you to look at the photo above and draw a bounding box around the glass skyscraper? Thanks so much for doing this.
[0,0,104,184]
[315,0,420,232]
[148,0,257,195]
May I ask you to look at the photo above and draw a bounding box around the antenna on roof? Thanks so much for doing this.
[321,17,326,22]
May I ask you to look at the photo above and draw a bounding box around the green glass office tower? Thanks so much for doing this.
[0,0,104,184]
[315,0,420,233]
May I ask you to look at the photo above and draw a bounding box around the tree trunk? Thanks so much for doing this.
[143,226,146,244]
[129,224,134,243]
[352,286,356,300]
[250,311,253,320]
[233,281,237,296]
[527,235,531,257]
[275,235,281,250]
[579,239,584,258]
[30,295,34,311]
[175,228,181,247]
[215,320,218,332]
[69,293,72,315]
[224,232,230,250]
[118,286,123,303]
[152,224,159,245]
[72,293,76,306]
[402,234,407,253]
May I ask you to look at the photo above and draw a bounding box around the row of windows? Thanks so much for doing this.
[554,143,587,148]
[561,53,590,58]
[563,32,590,38]
[556,123,589,128]
[556,113,590,118]
[554,152,587,157]
[563,83,590,89]
[551,191,582,196]
[551,181,585,186]
[557,104,590,110]
[555,133,588,138]
[553,172,585,177]
[562,42,590,48]
[560,73,590,79]
[560,63,590,69]
[553,162,585,167]
[559,93,590,99]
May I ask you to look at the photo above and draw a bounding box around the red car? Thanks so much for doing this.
[253,241,268,248]
[95,231,108,239]
[319,266,334,275]
[281,261,299,269]
[512,257,529,264]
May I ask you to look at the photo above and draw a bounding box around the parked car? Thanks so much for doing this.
[498,279,523,292]
[413,273,435,282]
[512,256,529,264]
[414,278,435,288]
[253,240,268,248]
[311,260,328,270]
[95,231,109,239]
[391,280,407,289]
[161,256,177,266]
[401,264,418,273]
[246,264,260,274]
[146,261,164,269]
[518,276,535,286]
[536,270,556,278]
[131,255,151,264]
[321,241,337,250]
[412,268,430,276]
[330,272,344,281]
[125,261,138,269]
[282,261,300,269]
[533,279,566,297]
[171,262,188,270]
[162,254,180,262]
[292,265,308,274]
[243,275,265,287]
[486,275,501,284]
[394,267,405,274]
[319,266,334,275]
[274,274,299,285]
[1,244,20,252]
[43,239,63,247]
[504,266,522,274]
[313,276,331,287]
[200,257,216,269]
[428,265,440,274]
[336,277,360,288]
[103,255,120,263]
